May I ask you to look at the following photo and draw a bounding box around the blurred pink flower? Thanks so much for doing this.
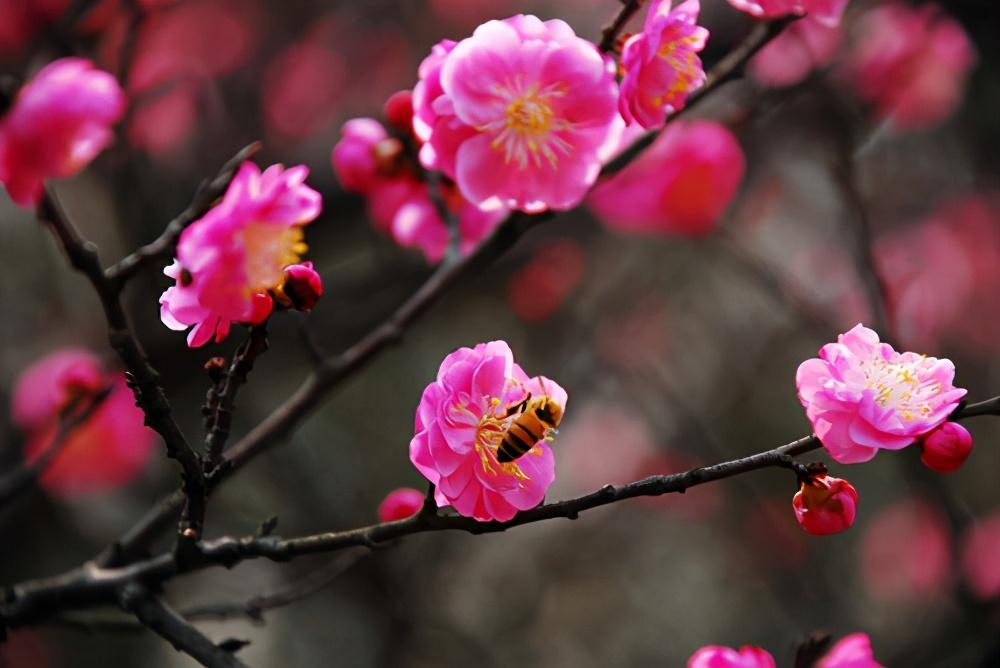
[726,0,847,27]
[862,499,952,601]
[796,324,966,464]
[920,421,973,474]
[418,15,623,212]
[842,2,975,131]
[688,645,776,668]
[506,240,585,322]
[961,512,1000,600]
[792,474,857,535]
[409,341,566,522]
[619,0,708,129]
[749,17,841,88]
[383,90,414,134]
[817,633,884,668]
[261,34,346,140]
[0,58,125,207]
[589,121,745,237]
[160,161,322,347]
[12,349,157,497]
[378,487,425,522]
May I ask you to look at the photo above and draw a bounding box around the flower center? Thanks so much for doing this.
[240,223,308,294]
[474,396,535,481]
[485,78,572,170]
[862,355,941,421]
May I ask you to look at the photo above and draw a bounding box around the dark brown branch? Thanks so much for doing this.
[118,583,249,668]
[598,0,644,53]
[104,142,261,289]
[0,387,111,507]
[36,191,207,543]
[5,395,998,627]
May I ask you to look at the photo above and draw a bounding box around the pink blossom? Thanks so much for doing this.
[12,349,157,497]
[619,0,708,129]
[920,421,973,474]
[796,324,966,464]
[961,512,1000,599]
[792,474,858,535]
[688,645,776,668]
[378,487,425,522]
[506,240,585,322]
[817,633,884,668]
[726,0,848,27]
[862,499,952,601]
[842,3,975,131]
[418,15,623,213]
[589,121,745,237]
[749,17,841,88]
[409,341,566,522]
[0,58,125,207]
[160,161,322,347]
[383,89,414,133]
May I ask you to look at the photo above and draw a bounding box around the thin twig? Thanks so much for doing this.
[598,0,644,53]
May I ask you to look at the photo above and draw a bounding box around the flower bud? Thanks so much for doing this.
[793,475,858,536]
[246,292,274,324]
[279,262,323,312]
[378,487,424,522]
[383,89,414,133]
[920,422,973,474]
[373,137,406,177]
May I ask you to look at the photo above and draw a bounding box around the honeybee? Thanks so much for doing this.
[497,390,564,463]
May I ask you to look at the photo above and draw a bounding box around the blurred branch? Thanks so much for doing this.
[36,190,207,544]
[104,142,261,290]
[93,15,798,570]
[0,387,111,507]
[118,583,249,668]
[599,0,644,53]
[5,394,999,626]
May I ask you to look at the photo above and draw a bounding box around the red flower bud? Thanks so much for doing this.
[280,262,323,311]
[383,89,414,133]
[246,292,274,324]
[920,422,973,474]
[378,487,424,522]
[793,475,858,536]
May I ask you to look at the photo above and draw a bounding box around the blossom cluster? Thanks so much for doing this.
[689,632,883,668]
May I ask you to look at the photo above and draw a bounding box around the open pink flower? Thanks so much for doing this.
[817,633,884,668]
[0,58,125,207]
[750,16,841,88]
[688,645,776,668]
[726,0,847,27]
[12,349,157,497]
[378,487,425,522]
[842,3,975,131]
[409,341,567,522]
[589,121,745,236]
[792,474,857,535]
[418,15,623,213]
[160,161,322,347]
[796,324,966,464]
[619,0,708,129]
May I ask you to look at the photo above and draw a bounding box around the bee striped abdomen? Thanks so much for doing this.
[497,422,539,462]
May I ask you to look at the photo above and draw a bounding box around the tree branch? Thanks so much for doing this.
[598,0,644,53]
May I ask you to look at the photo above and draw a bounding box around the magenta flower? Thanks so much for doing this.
[160,161,322,347]
[619,0,708,129]
[817,633,884,668]
[792,474,858,535]
[0,58,125,207]
[796,324,966,464]
[417,15,623,213]
[749,17,841,88]
[409,341,567,522]
[688,645,776,668]
[12,349,157,497]
[726,0,848,27]
[589,121,745,237]
[378,487,425,522]
[920,421,973,473]
[843,3,975,131]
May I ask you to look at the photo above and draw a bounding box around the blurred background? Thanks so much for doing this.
[1,0,999,665]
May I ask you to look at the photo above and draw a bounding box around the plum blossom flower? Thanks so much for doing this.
[792,474,858,535]
[817,633,884,668]
[11,349,157,497]
[618,0,708,129]
[589,121,745,237]
[160,161,322,347]
[796,324,966,464]
[417,15,623,213]
[726,0,848,27]
[749,17,841,88]
[842,3,976,131]
[378,487,425,522]
[688,645,776,668]
[920,421,972,473]
[0,58,125,207]
[409,341,566,522]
